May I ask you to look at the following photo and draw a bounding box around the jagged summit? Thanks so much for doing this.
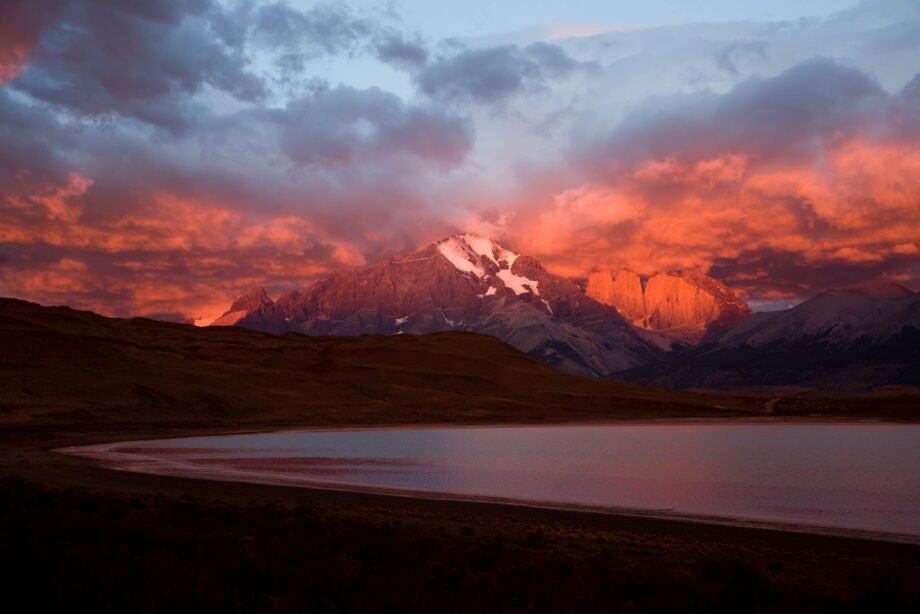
[435,234,541,298]
[586,268,752,343]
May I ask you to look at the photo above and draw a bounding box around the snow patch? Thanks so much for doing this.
[395,316,409,326]
[497,269,539,296]
[437,233,537,297]
[436,237,486,277]
[437,233,521,277]
[464,234,499,262]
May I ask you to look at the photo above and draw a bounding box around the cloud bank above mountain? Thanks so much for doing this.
[0,0,918,322]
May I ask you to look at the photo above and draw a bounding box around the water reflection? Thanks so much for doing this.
[73,424,920,538]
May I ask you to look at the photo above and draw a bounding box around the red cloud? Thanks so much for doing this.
[507,137,920,296]
[0,176,370,324]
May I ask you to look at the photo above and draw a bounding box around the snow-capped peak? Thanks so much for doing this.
[435,233,539,296]
[436,234,489,277]
[436,233,518,277]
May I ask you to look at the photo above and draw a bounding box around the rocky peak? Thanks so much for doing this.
[211,288,273,327]
[586,269,751,343]
[229,287,273,312]
[435,233,543,299]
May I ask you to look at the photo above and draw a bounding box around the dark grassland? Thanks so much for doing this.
[2,476,919,613]
[1,297,918,612]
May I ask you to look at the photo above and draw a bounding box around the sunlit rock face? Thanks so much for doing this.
[587,269,752,344]
[586,270,646,323]
[214,234,664,378]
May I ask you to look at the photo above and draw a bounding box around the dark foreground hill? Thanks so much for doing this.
[3,297,919,429]
[0,297,753,429]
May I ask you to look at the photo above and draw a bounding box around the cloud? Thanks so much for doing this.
[1,0,920,323]
[268,84,473,167]
[0,73,472,323]
[7,0,263,133]
[0,1,60,84]
[373,34,428,70]
[501,60,920,297]
[715,40,769,76]
[578,58,890,171]
[252,1,372,56]
[0,181,371,322]
[414,42,587,104]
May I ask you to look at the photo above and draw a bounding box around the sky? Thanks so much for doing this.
[1,0,919,323]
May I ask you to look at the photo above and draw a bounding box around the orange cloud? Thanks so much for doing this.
[0,175,370,323]
[506,138,920,294]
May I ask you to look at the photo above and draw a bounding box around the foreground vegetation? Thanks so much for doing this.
[3,478,918,613]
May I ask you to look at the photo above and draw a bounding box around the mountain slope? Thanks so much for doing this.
[621,279,920,390]
[210,287,274,327]
[215,234,663,377]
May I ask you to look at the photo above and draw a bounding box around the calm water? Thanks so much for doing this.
[69,424,920,539]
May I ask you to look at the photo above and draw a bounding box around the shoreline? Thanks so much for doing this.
[4,419,919,610]
[22,441,920,562]
[55,420,920,548]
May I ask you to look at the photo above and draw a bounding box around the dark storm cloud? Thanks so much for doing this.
[9,0,264,133]
[265,84,473,167]
[415,42,585,104]
[580,58,895,171]
[708,248,920,298]
[5,0,443,132]
[0,89,73,191]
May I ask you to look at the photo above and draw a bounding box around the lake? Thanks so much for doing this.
[65,423,920,540]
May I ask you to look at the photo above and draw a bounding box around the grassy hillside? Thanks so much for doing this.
[0,298,759,432]
[2,298,917,435]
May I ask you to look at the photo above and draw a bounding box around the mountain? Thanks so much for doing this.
[586,269,752,343]
[622,279,920,390]
[213,234,664,377]
[210,287,273,327]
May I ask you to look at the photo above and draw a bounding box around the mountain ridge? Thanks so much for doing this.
[214,234,664,377]
[621,278,920,390]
